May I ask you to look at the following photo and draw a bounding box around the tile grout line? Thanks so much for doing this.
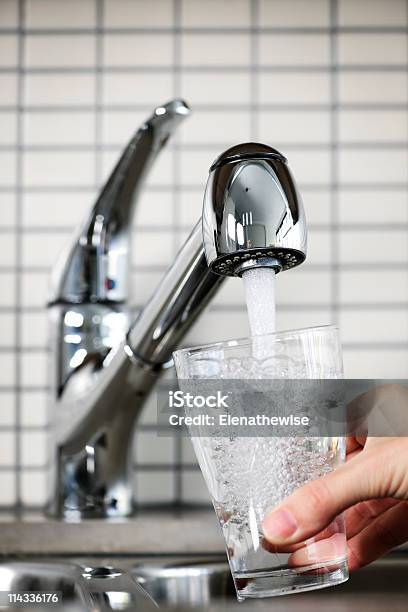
[172,0,183,507]
[4,297,408,314]
[1,183,407,194]
[1,141,408,152]
[250,0,260,140]
[3,143,408,155]
[4,221,408,233]
[2,64,408,74]
[14,0,25,511]
[3,260,408,274]
[94,0,104,187]
[330,0,340,328]
[1,102,408,113]
[2,25,408,35]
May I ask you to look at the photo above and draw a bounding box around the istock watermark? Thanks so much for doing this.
[168,390,230,409]
[156,378,408,437]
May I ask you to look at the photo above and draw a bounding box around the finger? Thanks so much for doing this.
[261,537,301,554]
[288,533,347,568]
[262,519,345,554]
[345,498,400,539]
[346,436,364,455]
[347,502,408,572]
[262,446,397,547]
[262,498,392,555]
[346,447,362,462]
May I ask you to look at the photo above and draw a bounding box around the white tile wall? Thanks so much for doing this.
[0,152,17,186]
[24,35,96,68]
[22,193,91,227]
[0,36,18,67]
[0,0,18,28]
[338,110,408,143]
[20,391,48,427]
[103,34,174,66]
[0,112,17,145]
[259,33,330,66]
[338,71,408,104]
[338,33,407,65]
[23,152,95,187]
[0,273,16,307]
[182,33,250,66]
[181,471,210,504]
[338,0,407,26]
[103,0,174,28]
[0,354,15,387]
[258,110,331,143]
[260,0,330,27]
[24,112,95,146]
[338,191,408,224]
[0,313,16,347]
[181,73,251,106]
[20,471,47,506]
[259,72,331,104]
[339,150,407,184]
[102,72,173,105]
[182,0,251,27]
[134,471,175,504]
[180,110,251,144]
[0,74,17,106]
[20,431,48,468]
[0,0,407,509]
[25,0,96,29]
[0,393,16,427]
[135,432,174,465]
[25,74,97,106]
[0,432,16,467]
[340,270,408,304]
[0,473,16,506]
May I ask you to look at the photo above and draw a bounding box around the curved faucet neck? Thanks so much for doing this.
[48,99,190,305]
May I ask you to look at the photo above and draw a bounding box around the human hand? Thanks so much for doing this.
[262,389,408,571]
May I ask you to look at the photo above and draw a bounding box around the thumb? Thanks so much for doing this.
[262,448,395,546]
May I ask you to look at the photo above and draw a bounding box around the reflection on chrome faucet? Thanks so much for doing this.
[46,99,224,519]
[47,104,306,520]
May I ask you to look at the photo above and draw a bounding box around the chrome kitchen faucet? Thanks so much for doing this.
[47,100,307,519]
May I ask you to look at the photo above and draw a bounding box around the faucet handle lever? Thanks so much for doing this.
[48,99,190,306]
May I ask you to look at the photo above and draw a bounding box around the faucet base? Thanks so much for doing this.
[47,347,162,521]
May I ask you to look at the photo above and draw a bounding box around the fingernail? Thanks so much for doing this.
[262,509,298,541]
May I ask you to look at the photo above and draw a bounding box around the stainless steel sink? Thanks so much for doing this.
[0,561,80,611]
[132,553,408,611]
[132,556,235,609]
[0,559,158,611]
[0,553,407,611]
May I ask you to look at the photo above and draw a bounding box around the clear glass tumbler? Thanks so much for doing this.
[173,325,348,600]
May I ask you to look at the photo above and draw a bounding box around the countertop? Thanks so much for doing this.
[1,510,408,611]
[1,508,407,557]
[0,509,225,556]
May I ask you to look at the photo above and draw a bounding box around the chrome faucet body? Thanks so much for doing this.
[46,100,224,519]
[47,115,306,519]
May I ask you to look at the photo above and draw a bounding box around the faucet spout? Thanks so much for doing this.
[202,142,307,277]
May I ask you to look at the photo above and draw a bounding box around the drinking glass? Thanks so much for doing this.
[173,325,348,600]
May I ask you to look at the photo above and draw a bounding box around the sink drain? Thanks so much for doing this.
[81,566,123,579]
